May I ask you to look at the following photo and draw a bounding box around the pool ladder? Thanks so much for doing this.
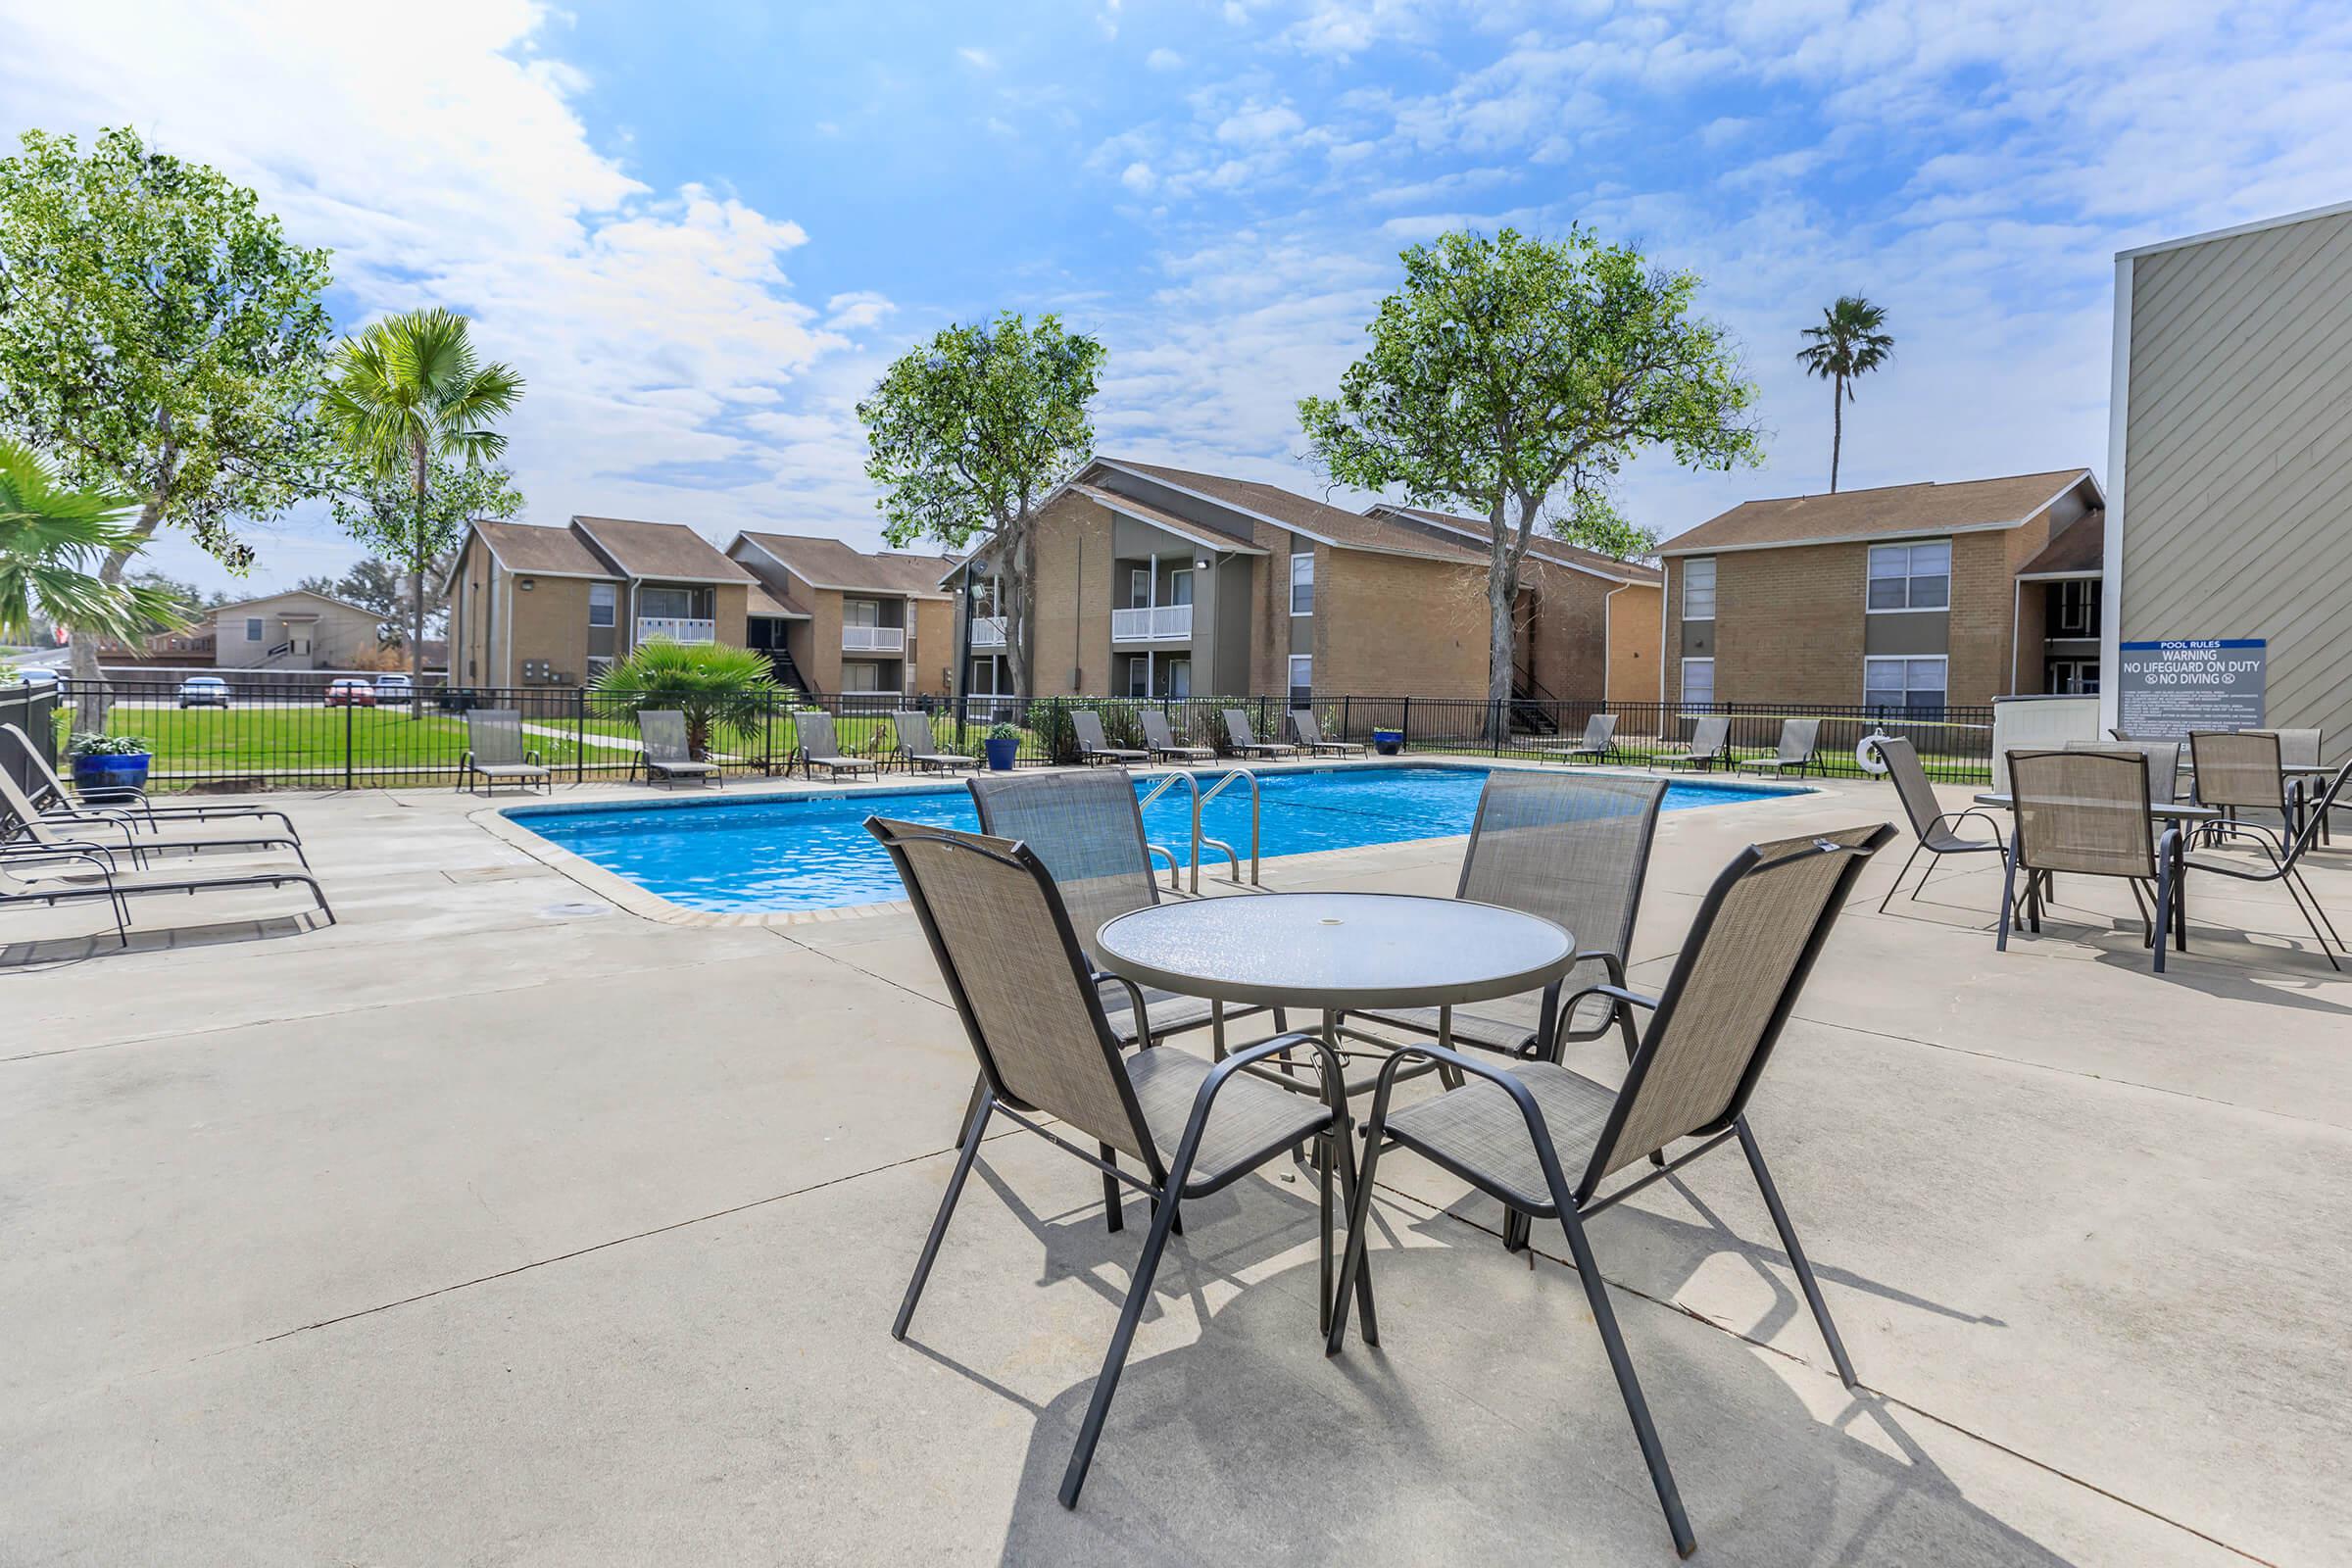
[1136,767,1261,893]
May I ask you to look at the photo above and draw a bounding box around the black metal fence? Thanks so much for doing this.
[46,677,1994,793]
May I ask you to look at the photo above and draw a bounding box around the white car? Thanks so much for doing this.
[10,664,61,689]
[177,675,230,709]
[372,673,415,703]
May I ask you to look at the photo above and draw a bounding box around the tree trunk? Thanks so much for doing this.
[1004,512,1033,701]
[411,439,430,718]
[1484,496,1519,743]
[69,496,166,733]
[1830,376,1844,493]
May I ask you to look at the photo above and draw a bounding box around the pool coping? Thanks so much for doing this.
[470,756,1822,930]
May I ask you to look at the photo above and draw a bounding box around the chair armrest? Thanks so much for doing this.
[525,749,545,765]
[461,750,477,770]
[1164,1031,1347,1195]
[1357,1040,1584,1205]
[1092,969,1156,1050]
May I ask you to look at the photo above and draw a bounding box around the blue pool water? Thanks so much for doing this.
[509,763,1795,913]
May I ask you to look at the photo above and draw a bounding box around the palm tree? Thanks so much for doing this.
[590,640,783,759]
[0,439,186,645]
[320,308,524,710]
[1795,296,1892,493]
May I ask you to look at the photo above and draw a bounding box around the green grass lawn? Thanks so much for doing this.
[115,705,643,779]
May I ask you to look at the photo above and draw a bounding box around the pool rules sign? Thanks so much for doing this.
[2117,638,2267,737]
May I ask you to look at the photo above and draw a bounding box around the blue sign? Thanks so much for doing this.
[2116,638,2267,737]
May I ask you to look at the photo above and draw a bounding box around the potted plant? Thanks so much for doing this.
[71,730,153,793]
[1371,727,1404,757]
[983,722,1022,771]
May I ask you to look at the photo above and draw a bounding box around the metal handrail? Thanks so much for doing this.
[1193,767,1260,892]
[1135,769,1197,891]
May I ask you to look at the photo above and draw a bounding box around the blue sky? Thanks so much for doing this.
[6,0,2351,595]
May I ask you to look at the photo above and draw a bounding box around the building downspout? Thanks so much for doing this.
[1656,561,1671,709]
[2009,577,2024,696]
[1603,581,1631,703]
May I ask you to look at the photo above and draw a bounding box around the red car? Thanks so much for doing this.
[323,678,377,708]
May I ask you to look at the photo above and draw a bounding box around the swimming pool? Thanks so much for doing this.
[506,764,1799,914]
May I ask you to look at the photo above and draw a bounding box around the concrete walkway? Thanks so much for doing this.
[2,770,2344,1564]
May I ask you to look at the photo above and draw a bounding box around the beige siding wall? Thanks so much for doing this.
[1027,491,1114,696]
[1317,550,1489,699]
[508,577,594,683]
[1605,583,1663,707]
[908,598,955,695]
[1522,560,1614,699]
[2121,210,2352,753]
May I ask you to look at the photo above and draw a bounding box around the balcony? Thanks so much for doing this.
[1111,604,1192,642]
[636,616,715,644]
[970,615,1007,649]
[843,624,906,654]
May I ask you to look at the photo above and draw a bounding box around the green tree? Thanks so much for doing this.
[857,313,1105,699]
[0,126,338,721]
[1301,226,1762,718]
[589,640,782,760]
[1795,295,1892,493]
[324,462,519,651]
[0,440,187,643]
[1557,510,1661,563]
[319,309,524,710]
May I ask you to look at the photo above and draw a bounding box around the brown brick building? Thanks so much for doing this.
[1654,470,2106,713]
[724,532,956,700]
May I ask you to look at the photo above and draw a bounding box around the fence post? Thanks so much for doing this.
[1400,696,1411,751]
[344,700,355,791]
[575,689,587,785]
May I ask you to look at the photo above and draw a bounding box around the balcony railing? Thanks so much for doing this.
[1111,604,1192,642]
[843,624,906,653]
[969,615,1007,649]
[637,616,715,644]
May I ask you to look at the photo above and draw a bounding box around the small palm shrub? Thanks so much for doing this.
[589,640,783,759]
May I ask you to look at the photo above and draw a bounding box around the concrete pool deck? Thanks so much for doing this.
[3,766,2347,1564]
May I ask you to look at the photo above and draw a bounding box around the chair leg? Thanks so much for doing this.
[1558,1204,1696,1559]
[1101,1144,1123,1233]
[2150,862,2174,975]
[1736,1118,1855,1386]
[1878,842,1922,911]
[1058,1178,1186,1508]
[1995,844,2021,953]
[892,1093,993,1342]
[953,1071,985,1147]
[1326,1120,1389,1356]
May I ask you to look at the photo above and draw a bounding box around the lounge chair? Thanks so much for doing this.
[1,767,311,868]
[892,710,977,773]
[1875,735,2008,912]
[459,710,551,796]
[1657,713,1730,771]
[1539,711,1619,766]
[2,839,334,950]
[1289,709,1364,757]
[634,710,722,788]
[1999,749,2182,972]
[865,814,1356,1509]
[1741,717,1822,778]
[1220,708,1295,760]
[1138,709,1214,764]
[794,710,877,780]
[1069,710,1149,766]
[1,722,300,838]
[1327,824,1895,1559]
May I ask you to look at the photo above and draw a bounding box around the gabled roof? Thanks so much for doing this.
[1654,469,2100,558]
[210,587,382,618]
[745,583,810,620]
[2015,507,2106,578]
[1071,482,1273,557]
[1363,504,1662,585]
[732,532,954,599]
[573,516,758,584]
[1095,460,1489,564]
[468,518,615,579]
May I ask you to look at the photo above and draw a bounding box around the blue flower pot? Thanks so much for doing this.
[1371,729,1404,757]
[74,752,152,793]
[984,736,1019,771]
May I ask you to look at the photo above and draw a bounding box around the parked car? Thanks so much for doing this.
[9,664,61,689]
[176,675,230,709]
[372,673,415,704]
[323,678,377,708]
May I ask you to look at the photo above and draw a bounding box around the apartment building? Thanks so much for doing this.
[1654,470,2106,713]
[445,515,756,688]
[946,458,1578,706]
[724,532,956,699]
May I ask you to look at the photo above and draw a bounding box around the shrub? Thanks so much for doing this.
[588,640,782,759]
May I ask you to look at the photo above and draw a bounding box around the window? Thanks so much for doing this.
[245,617,264,642]
[1168,568,1194,607]
[2053,578,2098,635]
[1866,656,1947,715]
[1681,558,1716,620]
[1167,658,1192,699]
[638,585,694,620]
[585,656,613,679]
[1289,552,1314,615]
[1129,568,1152,609]
[843,598,881,627]
[1127,659,1149,698]
[1866,541,1951,611]
[2046,659,2100,696]
[1287,654,1312,706]
[588,583,615,628]
[841,662,887,693]
[1681,657,1715,706]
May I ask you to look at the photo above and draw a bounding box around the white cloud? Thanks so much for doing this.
[824,291,897,331]
[1120,161,1157,193]
[1215,102,1306,143]
[956,45,998,70]
[1146,47,1185,71]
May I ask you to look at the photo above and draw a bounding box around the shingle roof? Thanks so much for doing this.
[2015,508,2106,577]
[1100,460,1489,564]
[1655,470,2095,557]
[1366,504,1663,584]
[1071,483,1273,556]
[473,519,614,577]
[734,532,955,599]
[572,516,758,583]
[745,583,809,619]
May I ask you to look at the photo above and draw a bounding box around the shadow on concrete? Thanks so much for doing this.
[0,908,329,972]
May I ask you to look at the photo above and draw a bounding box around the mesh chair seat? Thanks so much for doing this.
[1126,1047,1331,1191]
[1100,984,1227,1045]
[1348,1003,1542,1055]
[1383,1060,1620,1213]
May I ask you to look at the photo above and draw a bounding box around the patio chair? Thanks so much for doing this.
[864,814,1362,1509]
[1998,750,2183,972]
[1539,711,1619,766]
[2066,738,2183,804]
[2180,736,2345,968]
[1875,735,2007,912]
[2,837,334,950]
[892,710,977,774]
[1289,709,1364,758]
[1656,713,1730,771]
[1069,709,1149,766]
[2188,728,2293,851]
[459,710,551,796]
[2251,727,2329,843]
[634,710,722,789]
[1,722,301,839]
[1741,717,1822,778]
[1,766,312,869]
[794,710,877,780]
[1221,707,1296,760]
[1327,823,1895,1559]
[1138,709,1214,764]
